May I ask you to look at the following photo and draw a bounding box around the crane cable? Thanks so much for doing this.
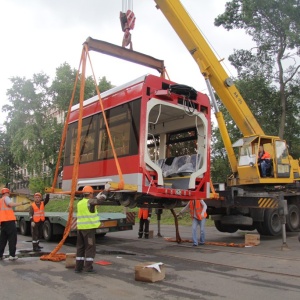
[120,0,136,49]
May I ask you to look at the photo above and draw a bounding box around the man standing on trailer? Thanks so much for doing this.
[177,199,207,246]
[75,184,109,273]
[30,193,50,252]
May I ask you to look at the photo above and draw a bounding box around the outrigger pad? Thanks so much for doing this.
[169,84,197,100]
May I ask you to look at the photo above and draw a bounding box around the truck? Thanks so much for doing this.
[12,194,135,241]
[49,0,299,237]
[15,211,134,241]
[153,0,300,236]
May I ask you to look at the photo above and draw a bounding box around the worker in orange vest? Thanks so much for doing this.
[258,145,271,177]
[0,188,27,260]
[30,193,50,252]
[177,199,207,246]
[138,206,152,239]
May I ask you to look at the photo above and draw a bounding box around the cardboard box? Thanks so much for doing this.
[65,253,76,268]
[245,233,260,246]
[135,262,165,282]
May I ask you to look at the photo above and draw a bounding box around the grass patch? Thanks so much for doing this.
[45,198,214,226]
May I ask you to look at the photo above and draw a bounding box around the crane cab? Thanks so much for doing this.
[228,135,299,186]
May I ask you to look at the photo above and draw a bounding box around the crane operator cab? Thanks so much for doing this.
[229,135,296,186]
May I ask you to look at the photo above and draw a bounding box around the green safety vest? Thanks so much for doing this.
[77,198,101,230]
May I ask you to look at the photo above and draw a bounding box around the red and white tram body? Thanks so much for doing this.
[62,74,211,208]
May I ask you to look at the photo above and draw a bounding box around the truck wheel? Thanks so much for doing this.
[19,218,30,236]
[255,222,268,235]
[263,209,282,236]
[214,220,238,233]
[286,204,300,232]
[43,220,53,242]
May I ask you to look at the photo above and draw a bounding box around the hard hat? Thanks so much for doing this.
[1,187,10,194]
[82,186,94,194]
[34,193,42,197]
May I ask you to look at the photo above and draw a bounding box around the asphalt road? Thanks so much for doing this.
[1,224,300,300]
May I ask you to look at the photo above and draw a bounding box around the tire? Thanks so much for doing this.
[43,220,53,242]
[214,220,238,233]
[255,222,268,236]
[286,204,300,232]
[118,194,137,208]
[263,208,282,236]
[19,218,30,236]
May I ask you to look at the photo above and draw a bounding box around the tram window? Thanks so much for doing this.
[98,100,140,160]
[147,135,160,161]
[67,115,98,164]
[98,123,130,159]
[64,99,140,165]
[166,128,197,157]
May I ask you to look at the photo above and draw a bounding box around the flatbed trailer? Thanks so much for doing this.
[15,211,135,241]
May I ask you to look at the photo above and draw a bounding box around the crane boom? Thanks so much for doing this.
[154,0,264,136]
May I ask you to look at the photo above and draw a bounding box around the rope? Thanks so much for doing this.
[85,44,125,189]
[164,237,246,248]
[42,43,126,261]
[48,55,82,193]
[41,47,87,262]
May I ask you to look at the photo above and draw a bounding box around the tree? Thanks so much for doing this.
[50,62,96,112]
[0,129,19,186]
[2,73,60,178]
[50,63,114,113]
[1,63,116,191]
[214,0,300,139]
[98,76,115,92]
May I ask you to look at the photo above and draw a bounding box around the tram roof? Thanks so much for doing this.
[71,74,148,112]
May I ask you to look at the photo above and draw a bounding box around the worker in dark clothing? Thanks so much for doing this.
[30,193,50,251]
[75,184,109,274]
[138,206,152,239]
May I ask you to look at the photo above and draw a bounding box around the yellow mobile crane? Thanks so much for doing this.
[154,0,300,236]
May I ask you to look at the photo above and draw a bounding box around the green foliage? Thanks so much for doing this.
[0,129,18,185]
[98,76,114,92]
[214,0,300,140]
[50,62,97,112]
[1,61,115,188]
[50,63,114,113]
[29,176,51,196]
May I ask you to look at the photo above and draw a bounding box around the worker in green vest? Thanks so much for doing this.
[75,184,109,274]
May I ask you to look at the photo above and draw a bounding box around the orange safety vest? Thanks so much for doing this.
[261,151,271,160]
[189,200,207,220]
[0,197,16,222]
[138,208,149,219]
[32,202,45,222]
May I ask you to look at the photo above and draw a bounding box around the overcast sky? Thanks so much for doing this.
[0,0,254,119]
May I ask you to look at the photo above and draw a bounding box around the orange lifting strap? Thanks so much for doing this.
[41,44,125,262]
